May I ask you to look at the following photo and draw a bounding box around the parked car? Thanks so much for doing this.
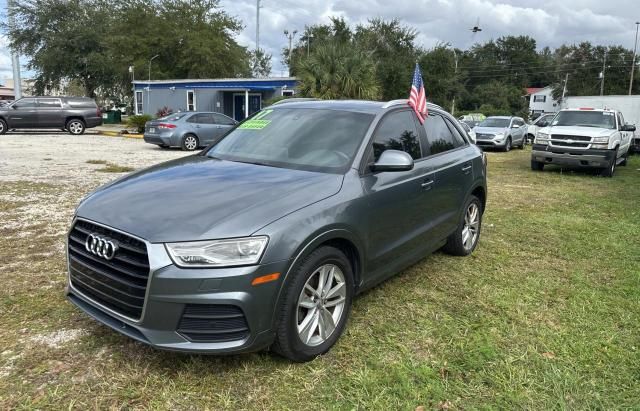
[143,111,237,151]
[66,99,487,362]
[0,96,102,135]
[458,113,485,128]
[474,116,527,151]
[527,113,555,144]
[531,107,633,177]
[459,121,476,143]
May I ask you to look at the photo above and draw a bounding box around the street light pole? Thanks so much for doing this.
[600,50,607,96]
[629,22,640,95]
[7,0,22,100]
[284,29,297,76]
[147,54,159,115]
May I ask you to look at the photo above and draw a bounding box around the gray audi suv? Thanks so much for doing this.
[66,99,487,362]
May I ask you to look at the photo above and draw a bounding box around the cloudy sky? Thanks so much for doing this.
[1,0,639,82]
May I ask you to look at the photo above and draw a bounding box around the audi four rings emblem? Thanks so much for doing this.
[85,234,119,260]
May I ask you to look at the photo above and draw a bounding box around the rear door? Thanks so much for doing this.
[421,111,476,238]
[7,98,38,128]
[186,113,215,142]
[617,112,631,154]
[360,109,437,280]
[36,98,63,127]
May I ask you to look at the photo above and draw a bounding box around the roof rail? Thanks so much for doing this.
[269,97,319,106]
[381,99,444,111]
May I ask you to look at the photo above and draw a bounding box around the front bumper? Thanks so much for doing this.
[475,138,506,148]
[531,144,615,168]
[66,223,290,354]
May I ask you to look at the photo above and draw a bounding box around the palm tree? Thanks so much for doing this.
[297,43,381,100]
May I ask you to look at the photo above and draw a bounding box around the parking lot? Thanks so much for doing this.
[1,133,639,409]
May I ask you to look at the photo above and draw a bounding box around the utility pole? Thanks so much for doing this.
[284,29,297,77]
[450,47,458,115]
[629,22,640,95]
[561,73,569,106]
[147,54,159,114]
[600,50,607,96]
[7,0,22,100]
[255,0,261,52]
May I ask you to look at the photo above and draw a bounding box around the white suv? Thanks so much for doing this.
[531,108,635,177]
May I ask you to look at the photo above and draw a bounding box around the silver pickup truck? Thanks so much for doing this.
[531,108,634,177]
[0,96,103,135]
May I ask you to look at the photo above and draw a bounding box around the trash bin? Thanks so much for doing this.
[102,110,122,124]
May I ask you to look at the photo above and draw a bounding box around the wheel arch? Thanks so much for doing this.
[65,116,85,125]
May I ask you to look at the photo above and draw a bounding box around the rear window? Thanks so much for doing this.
[159,113,186,122]
[67,99,97,108]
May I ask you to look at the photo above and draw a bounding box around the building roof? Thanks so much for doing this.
[133,77,297,90]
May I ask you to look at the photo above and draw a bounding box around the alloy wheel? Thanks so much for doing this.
[68,121,83,135]
[462,202,480,251]
[296,264,347,347]
[184,135,198,150]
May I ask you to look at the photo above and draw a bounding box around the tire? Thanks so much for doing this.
[181,134,199,151]
[272,246,354,362]
[442,195,483,256]
[66,119,85,135]
[518,137,525,149]
[531,159,544,171]
[601,148,618,177]
[0,119,7,135]
[620,151,628,166]
[503,137,512,152]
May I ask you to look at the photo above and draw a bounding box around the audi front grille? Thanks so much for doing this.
[67,219,150,320]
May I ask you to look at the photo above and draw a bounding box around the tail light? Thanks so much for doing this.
[96,108,102,117]
[158,123,177,129]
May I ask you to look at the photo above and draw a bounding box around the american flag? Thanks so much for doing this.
[408,63,428,124]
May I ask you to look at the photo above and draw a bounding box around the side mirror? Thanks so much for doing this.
[622,124,636,132]
[371,150,414,172]
[512,124,520,129]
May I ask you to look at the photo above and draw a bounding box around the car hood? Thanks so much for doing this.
[76,155,344,242]
[473,126,507,135]
[542,126,615,137]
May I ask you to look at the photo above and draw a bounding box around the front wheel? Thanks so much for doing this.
[503,137,512,152]
[272,246,354,362]
[601,148,618,177]
[442,195,483,256]
[66,119,85,135]
[0,119,7,135]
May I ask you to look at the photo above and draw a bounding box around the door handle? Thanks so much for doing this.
[461,163,472,174]
[216,125,222,129]
[421,179,434,190]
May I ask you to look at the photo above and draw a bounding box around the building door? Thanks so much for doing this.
[233,93,262,121]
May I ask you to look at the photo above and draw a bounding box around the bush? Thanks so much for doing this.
[126,114,152,133]
[155,106,173,117]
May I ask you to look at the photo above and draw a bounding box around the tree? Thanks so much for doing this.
[250,49,272,78]
[297,43,380,100]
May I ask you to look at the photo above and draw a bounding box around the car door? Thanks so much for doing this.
[360,109,437,281]
[212,113,237,142]
[421,112,476,238]
[36,98,63,127]
[7,98,38,128]
[617,112,631,155]
[186,113,215,142]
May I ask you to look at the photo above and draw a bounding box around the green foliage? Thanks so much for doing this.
[251,49,272,78]
[297,42,381,100]
[155,106,172,117]
[126,114,152,133]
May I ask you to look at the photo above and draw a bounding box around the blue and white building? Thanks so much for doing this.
[133,77,298,121]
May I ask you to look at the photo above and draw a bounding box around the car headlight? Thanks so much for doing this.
[537,132,550,142]
[592,136,609,143]
[165,236,268,268]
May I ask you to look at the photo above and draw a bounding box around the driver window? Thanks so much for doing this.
[13,98,37,109]
[370,110,421,162]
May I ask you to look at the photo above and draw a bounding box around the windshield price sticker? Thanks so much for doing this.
[238,109,273,130]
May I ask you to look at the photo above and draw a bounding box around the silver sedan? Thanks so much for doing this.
[143,112,238,151]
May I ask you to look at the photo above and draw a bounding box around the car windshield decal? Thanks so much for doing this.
[238,109,273,130]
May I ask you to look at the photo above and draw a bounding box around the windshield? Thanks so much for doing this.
[158,113,186,122]
[206,108,375,173]
[478,118,510,128]
[552,111,616,129]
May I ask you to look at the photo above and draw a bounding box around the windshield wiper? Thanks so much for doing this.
[573,124,600,128]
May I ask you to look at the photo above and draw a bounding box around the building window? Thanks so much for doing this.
[282,89,294,97]
[135,91,143,114]
[187,90,195,111]
[533,95,546,103]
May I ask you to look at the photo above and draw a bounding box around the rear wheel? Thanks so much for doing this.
[66,119,85,135]
[181,134,199,151]
[442,195,483,256]
[0,119,7,135]
[272,246,354,362]
[531,159,544,171]
[518,137,525,149]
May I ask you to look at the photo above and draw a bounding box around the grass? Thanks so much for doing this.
[1,148,639,409]
[86,159,134,173]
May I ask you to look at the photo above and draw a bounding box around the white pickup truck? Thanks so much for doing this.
[531,108,634,177]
